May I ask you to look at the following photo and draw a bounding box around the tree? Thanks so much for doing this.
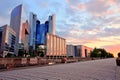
[90,48,100,57]
[36,46,45,57]
[118,52,120,57]
[90,48,114,58]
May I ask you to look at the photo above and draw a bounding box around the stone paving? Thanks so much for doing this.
[0,58,118,80]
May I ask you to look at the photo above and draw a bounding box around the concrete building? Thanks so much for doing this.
[10,4,29,55]
[74,45,93,58]
[0,25,16,57]
[67,45,75,58]
[67,45,93,58]
[46,33,66,58]
[48,14,56,35]
[19,20,29,52]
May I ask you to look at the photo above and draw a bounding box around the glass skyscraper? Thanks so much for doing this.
[29,13,37,50]
[10,4,22,55]
[36,21,49,45]
[10,4,28,55]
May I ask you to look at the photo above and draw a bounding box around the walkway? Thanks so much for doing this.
[0,58,118,80]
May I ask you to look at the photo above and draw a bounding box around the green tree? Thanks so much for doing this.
[36,46,45,57]
[90,48,114,58]
[90,48,100,57]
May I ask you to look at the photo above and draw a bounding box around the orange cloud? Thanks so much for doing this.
[104,44,120,57]
[108,0,116,5]
[106,10,115,15]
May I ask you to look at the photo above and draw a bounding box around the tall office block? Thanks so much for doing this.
[0,25,16,57]
[48,14,56,35]
[10,4,28,55]
[29,12,37,50]
[36,21,49,45]
[20,20,29,52]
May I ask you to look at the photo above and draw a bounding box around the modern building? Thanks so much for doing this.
[46,33,66,58]
[10,4,29,55]
[19,20,29,53]
[36,21,49,45]
[29,14,55,50]
[67,45,93,58]
[48,14,56,35]
[0,25,16,57]
[67,45,75,58]
[29,12,37,50]
[74,45,93,58]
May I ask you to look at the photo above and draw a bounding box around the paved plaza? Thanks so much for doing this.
[0,58,119,80]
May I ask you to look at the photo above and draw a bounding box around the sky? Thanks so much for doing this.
[0,0,120,57]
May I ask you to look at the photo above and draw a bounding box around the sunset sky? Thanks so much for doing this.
[0,0,120,57]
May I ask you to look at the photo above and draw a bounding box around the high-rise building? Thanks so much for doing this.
[36,21,49,45]
[10,4,29,55]
[48,14,56,35]
[19,20,29,52]
[0,25,16,57]
[29,12,37,50]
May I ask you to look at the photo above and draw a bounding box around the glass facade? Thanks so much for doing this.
[29,13,37,49]
[36,20,49,45]
[10,4,22,55]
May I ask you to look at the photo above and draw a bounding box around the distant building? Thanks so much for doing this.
[74,45,93,58]
[0,25,16,57]
[10,4,29,55]
[67,45,75,58]
[67,45,93,58]
[46,33,66,58]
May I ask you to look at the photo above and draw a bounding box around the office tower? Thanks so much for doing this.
[0,25,16,57]
[48,14,56,35]
[36,21,49,45]
[10,4,28,55]
[20,20,29,52]
[29,12,37,50]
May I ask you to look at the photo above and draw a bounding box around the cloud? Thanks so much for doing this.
[103,44,120,57]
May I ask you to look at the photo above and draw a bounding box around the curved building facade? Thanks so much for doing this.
[10,4,29,55]
[10,4,22,55]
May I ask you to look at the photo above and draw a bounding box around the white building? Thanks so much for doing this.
[48,14,56,35]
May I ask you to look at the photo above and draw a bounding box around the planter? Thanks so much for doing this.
[27,57,38,65]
